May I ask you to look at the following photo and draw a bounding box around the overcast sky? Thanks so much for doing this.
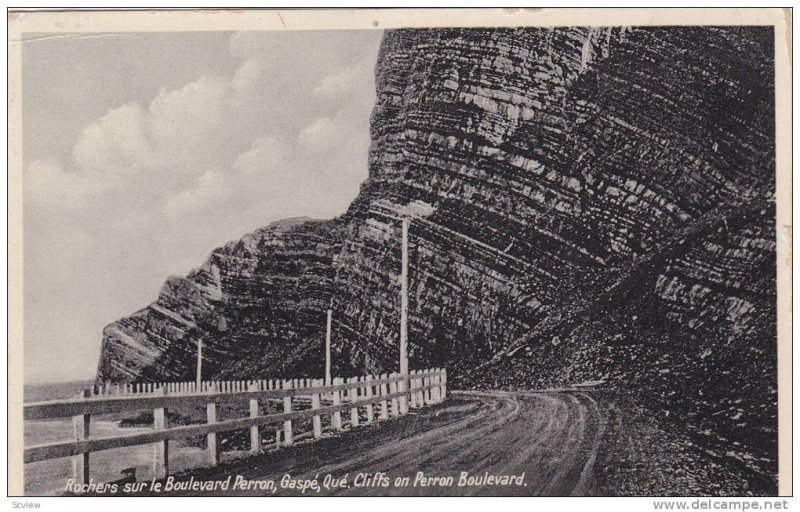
[22,30,383,384]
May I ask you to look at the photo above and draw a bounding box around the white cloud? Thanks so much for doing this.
[34,31,381,220]
[23,30,384,382]
[297,117,343,152]
[165,170,226,219]
[25,158,84,205]
[314,67,358,100]
[70,75,231,184]
[231,58,264,95]
[72,103,152,173]
[148,76,227,146]
[233,136,287,175]
[165,136,295,220]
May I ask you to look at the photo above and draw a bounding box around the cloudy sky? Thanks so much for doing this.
[22,30,383,384]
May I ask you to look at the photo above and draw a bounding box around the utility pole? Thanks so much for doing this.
[325,309,332,386]
[196,339,203,389]
[399,219,410,414]
[400,219,409,377]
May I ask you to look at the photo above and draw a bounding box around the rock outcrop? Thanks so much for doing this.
[97,27,777,492]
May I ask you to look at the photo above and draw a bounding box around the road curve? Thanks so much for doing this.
[166,391,613,496]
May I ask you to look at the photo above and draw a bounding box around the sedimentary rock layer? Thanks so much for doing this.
[97,27,777,490]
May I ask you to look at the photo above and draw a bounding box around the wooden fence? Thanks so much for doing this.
[81,378,329,397]
[24,368,447,485]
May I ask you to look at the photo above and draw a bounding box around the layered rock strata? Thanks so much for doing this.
[97,27,777,491]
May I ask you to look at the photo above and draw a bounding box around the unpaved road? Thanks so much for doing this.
[158,390,623,496]
[113,390,770,496]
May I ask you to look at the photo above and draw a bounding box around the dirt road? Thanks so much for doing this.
[112,390,768,496]
[155,390,637,496]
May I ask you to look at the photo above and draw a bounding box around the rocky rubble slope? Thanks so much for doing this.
[97,27,777,492]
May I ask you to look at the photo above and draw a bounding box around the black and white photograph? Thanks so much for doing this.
[7,7,792,502]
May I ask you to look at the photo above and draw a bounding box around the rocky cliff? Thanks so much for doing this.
[97,27,777,492]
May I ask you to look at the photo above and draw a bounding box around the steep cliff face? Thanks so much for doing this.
[97,217,342,382]
[97,27,776,489]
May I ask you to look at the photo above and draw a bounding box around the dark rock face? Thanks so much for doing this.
[97,217,341,382]
[97,27,776,491]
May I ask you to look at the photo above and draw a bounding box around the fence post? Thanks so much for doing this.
[424,373,431,405]
[389,373,400,417]
[152,387,169,479]
[440,369,446,402]
[249,382,260,454]
[427,372,434,403]
[71,389,91,485]
[332,377,343,430]
[312,390,322,439]
[399,373,409,415]
[364,375,374,424]
[431,370,440,403]
[442,368,447,400]
[282,380,293,446]
[379,373,389,420]
[418,374,424,405]
[349,377,360,427]
[206,383,219,466]
[420,372,427,405]
[420,370,431,405]
[409,370,418,409]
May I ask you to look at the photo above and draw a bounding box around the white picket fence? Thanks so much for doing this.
[83,368,444,399]
[85,377,320,396]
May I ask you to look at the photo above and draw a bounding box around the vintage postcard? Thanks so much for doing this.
[6,7,792,501]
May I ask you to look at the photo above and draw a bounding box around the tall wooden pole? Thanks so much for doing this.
[196,339,203,389]
[325,309,332,386]
[400,219,409,377]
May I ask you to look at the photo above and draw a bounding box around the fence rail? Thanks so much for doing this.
[24,368,447,485]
